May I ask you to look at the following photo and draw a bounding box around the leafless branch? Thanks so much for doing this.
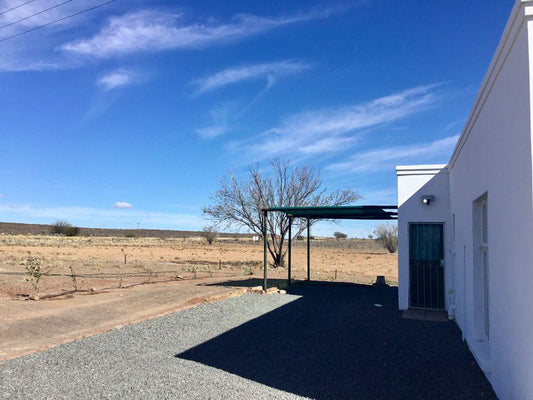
[203,159,362,267]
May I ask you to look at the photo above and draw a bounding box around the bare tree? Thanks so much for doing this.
[202,225,218,245]
[203,160,361,267]
[374,223,398,253]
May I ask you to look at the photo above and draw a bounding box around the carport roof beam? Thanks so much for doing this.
[262,205,397,220]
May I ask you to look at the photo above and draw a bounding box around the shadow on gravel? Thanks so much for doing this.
[176,282,496,400]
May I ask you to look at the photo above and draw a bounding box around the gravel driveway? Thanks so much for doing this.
[0,282,496,399]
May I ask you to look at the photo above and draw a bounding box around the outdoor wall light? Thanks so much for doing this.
[421,195,435,205]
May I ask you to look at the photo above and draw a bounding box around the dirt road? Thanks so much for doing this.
[0,277,253,361]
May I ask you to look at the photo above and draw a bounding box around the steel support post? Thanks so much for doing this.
[307,217,310,281]
[263,210,268,291]
[288,216,292,286]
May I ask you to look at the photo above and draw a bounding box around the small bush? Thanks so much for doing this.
[51,220,80,236]
[69,265,78,290]
[333,231,347,239]
[374,224,398,253]
[24,254,45,292]
[63,226,80,237]
[296,235,304,241]
[202,226,218,245]
[51,220,68,234]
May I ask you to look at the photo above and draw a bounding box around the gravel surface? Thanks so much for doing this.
[0,292,303,400]
[0,283,497,400]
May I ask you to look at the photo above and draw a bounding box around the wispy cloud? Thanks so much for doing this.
[193,60,309,95]
[0,0,117,72]
[61,8,341,58]
[113,201,133,209]
[327,135,459,173]
[97,69,141,91]
[0,0,99,30]
[195,102,237,139]
[196,126,228,139]
[242,84,443,158]
[299,136,358,154]
[194,62,308,137]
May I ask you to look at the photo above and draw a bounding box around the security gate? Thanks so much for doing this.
[409,223,444,309]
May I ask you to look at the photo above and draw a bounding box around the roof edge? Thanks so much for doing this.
[448,0,533,169]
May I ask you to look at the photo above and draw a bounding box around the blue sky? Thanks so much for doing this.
[0,0,513,237]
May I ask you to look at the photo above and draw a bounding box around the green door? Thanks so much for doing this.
[409,223,444,309]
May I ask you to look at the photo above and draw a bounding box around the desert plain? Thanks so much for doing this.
[0,229,397,360]
[0,233,397,299]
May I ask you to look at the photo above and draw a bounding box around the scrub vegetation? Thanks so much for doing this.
[374,224,398,253]
[202,226,218,245]
[51,220,80,237]
[0,231,396,299]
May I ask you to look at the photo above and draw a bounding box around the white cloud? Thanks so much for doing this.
[327,135,459,173]
[243,84,443,158]
[299,136,358,154]
[97,69,140,91]
[196,126,228,139]
[113,201,133,209]
[193,60,309,94]
[61,8,340,58]
[0,203,205,230]
[0,58,66,72]
[0,4,341,72]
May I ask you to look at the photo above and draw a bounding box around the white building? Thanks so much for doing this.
[396,1,533,399]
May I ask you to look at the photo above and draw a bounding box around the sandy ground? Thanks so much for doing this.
[0,277,252,361]
[0,234,397,360]
[0,235,397,298]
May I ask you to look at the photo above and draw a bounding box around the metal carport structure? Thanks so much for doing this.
[260,205,398,290]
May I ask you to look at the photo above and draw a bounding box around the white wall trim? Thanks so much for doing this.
[396,164,448,176]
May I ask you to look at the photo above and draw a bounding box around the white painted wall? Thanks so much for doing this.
[396,165,451,310]
[448,2,533,397]
[397,2,533,399]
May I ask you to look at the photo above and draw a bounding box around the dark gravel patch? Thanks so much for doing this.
[0,282,496,399]
[179,282,497,400]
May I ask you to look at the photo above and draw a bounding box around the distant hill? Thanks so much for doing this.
[0,222,253,239]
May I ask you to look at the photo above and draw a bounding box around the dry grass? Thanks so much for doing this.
[0,234,397,298]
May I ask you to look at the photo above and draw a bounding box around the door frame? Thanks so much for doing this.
[408,222,446,310]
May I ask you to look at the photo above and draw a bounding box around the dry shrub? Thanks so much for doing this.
[374,224,398,253]
[51,220,80,237]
